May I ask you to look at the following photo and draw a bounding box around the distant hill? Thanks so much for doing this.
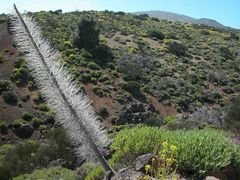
[134,10,234,30]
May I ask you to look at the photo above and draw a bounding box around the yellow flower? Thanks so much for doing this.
[170,145,177,151]
[145,164,151,172]
[152,157,156,162]
[143,175,149,180]
[166,158,173,164]
[162,141,168,147]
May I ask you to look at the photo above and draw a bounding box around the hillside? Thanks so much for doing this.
[0,10,240,179]
[135,10,235,30]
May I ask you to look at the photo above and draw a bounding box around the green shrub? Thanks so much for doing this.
[11,67,30,86]
[219,46,233,59]
[99,106,109,117]
[76,162,99,179]
[0,80,11,94]
[224,97,240,132]
[1,140,40,177]
[0,166,11,180]
[200,90,221,104]
[80,73,92,83]
[13,166,76,180]
[88,62,100,70]
[85,166,106,180]
[2,90,18,105]
[111,125,240,177]
[168,41,187,57]
[12,119,25,129]
[0,14,7,23]
[0,53,4,63]
[148,30,165,40]
[63,40,72,47]
[0,121,8,134]
[117,53,153,81]
[99,75,110,82]
[0,129,74,179]
[37,104,49,112]
[93,44,114,65]
[93,86,104,97]
[22,94,30,102]
[0,144,15,161]
[44,111,55,124]
[123,81,141,95]
[31,118,42,129]
[21,112,33,121]
[32,93,44,104]
[27,81,37,90]
[90,70,102,79]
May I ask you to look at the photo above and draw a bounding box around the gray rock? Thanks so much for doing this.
[15,124,34,138]
[205,176,220,180]
[135,153,154,172]
[111,167,144,180]
[115,102,162,125]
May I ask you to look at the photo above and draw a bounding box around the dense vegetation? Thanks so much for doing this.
[0,9,240,179]
[111,125,240,177]
[30,10,240,113]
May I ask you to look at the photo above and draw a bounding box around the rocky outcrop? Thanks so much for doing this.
[114,102,162,125]
[111,167,144,180]
[135,153,153,172]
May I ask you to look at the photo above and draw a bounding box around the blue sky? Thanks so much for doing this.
[1,0,239,28]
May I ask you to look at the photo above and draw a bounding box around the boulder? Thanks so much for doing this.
[115,101,162,125]
[15,124,34,138]
[135,153,154,172]
[111,167,144,180]
[205,176,220,180]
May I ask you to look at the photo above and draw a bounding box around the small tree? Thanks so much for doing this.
[116,53,154,81]
[73,15,100,50]
[168,41,187,57]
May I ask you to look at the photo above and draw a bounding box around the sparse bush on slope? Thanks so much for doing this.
[224,97,240,132]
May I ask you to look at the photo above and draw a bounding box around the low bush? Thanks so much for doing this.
[99,106,109,117]
[21,112,33,121]
[0,80,11,94]
[93,86,105,97]
[2,90,18,105]
[37,104,49,112]
[0,128,75,179]
[13,166,76,180]
[111,125,240,177]
[12,119,25,129]
[219,46,233,59]
[168,41,187,57]
[84,166,105,180]
[80,73,92,83]
[0,14,7,23]
[11,59,31,85]
[0,121,8,134]
[148,30,165,40]
[31,118,42,129]
[123,81,141,95]
[32,93,44,104]
[88,62,100,70]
